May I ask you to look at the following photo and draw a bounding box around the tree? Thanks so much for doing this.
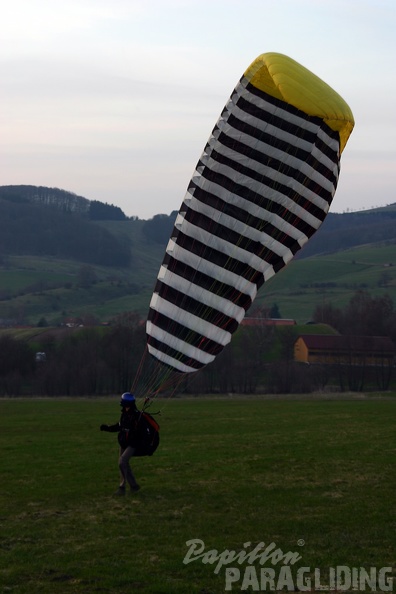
[0,335,35,395]
[310,290,396,392]
[77,265,97,288]
[343,291,394,336]
[89,200,127,221]
[142,212,177,244]
[103,323,146,393]
[269,303,281,319]
[312,301,343,331]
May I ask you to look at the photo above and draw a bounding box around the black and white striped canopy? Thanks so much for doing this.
[146,53,354,373]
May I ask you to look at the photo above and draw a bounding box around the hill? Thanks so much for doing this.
[1,185,396,326]
[0,185,132,267]
[298,208,396,258]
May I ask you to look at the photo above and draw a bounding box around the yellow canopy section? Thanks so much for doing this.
[244,53,354,153]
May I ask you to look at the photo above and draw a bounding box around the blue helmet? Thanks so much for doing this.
[120,392,136,407]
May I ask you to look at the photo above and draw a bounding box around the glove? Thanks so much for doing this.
[100,424,110,431]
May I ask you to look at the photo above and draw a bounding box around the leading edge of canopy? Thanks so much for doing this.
[244,53,354,154]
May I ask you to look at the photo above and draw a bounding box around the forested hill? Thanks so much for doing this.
[1,184,396,326]
[0,185,131,267]
[0,185,91,214]
[299,207,396,258]
[0,185,127,220]
[1,184,396,265]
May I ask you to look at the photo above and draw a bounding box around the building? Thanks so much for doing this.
[294,334,396,366]
[241,317,296,327]
[63,317,84,328]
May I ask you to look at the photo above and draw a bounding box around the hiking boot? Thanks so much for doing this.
[114,486,126,496]
[130,484,141,492]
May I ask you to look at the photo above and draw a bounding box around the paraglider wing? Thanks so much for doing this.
[146,52,354,374]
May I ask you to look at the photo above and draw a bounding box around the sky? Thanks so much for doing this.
[1,0,395,220]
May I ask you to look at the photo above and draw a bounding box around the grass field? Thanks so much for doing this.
[1,241,396,325]
[0,396,395,593]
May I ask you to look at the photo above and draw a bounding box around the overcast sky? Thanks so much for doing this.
[1,0,395,219]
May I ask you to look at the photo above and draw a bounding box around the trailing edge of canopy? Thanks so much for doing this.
[244,53,354,154]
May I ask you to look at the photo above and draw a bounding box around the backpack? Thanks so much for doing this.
[134,412,160,457]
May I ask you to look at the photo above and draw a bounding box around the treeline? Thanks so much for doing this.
[0,185,90,214]
[142,212,178,244]
[0,315,146,397]
[0,320,309,396]
[1,291,395,397]
[0,186,128,221]
[89,200,127,221]
[312,290,396,339]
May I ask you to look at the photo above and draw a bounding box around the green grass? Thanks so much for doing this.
[0,396,395,593]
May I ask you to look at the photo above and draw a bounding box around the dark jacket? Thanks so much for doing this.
[104,408,140,448]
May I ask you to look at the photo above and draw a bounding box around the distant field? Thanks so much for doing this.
[0,396,395,593]
[0,269,71,293]
[328,244,396,265]
[1,242,396,325]
[254,244,396,320]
